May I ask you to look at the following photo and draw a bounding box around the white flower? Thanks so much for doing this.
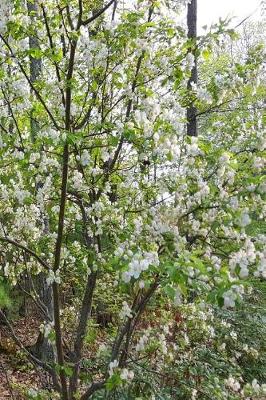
[258,182,266,194]
[139,280,145,289]
[0,1,9,33]
[230,331,237,340]
[119,301,133,319]
[191,388,198,399]
[219,343,226,351]
[187,137,201,156]
[238,210,251,227]
[253,156,264,170]
[219,153,230,164]
[39,321,54,339]
[46,270,61,285]
[120,368,134,382]
[186,52,195,70]
[134,110,149,127]
[136,334,149,352]
[229,238,256,278]
[223,289,237,308]
[72,171,83,190]
[256,253,266,278]
[239,267,249,278]
[109,359,119,376]
[0,136,6,148]
[15,189,30,204]
[192,84,212,104]
[28,388,38,398]
[225,376,241,392]
[230,196,239,210]
[121,271,131,283]
[122,251,159,283]
[159,333,168,354]
[3,262,10,277]
[80,150,90,166]
[252,379,260,393]
[249,348,259,359]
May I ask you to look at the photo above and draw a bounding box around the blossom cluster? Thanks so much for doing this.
[121,251,159,283]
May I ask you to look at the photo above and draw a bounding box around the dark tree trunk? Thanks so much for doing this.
[31,273,54,362]
[27,1,42,141]
[187,0,198,137]
[27,1,55,365]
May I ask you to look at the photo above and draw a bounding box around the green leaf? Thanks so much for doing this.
[0,279,11,308]
[106,373,122,391]
[27,47,43,59]
[163,285,176,300]
[202,48,211,60]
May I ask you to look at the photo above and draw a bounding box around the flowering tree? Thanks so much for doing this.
[0,0,265,399]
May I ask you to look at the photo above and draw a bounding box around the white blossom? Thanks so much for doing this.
[119,301,133,319]
[120,368,134,382]
[109,359,119,376]
[46,270,61,285]
[136,333,149,352]
[225,376,241,392]
[122,251,159,283]
[80,150,90,166]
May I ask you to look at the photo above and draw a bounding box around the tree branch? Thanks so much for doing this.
[0,237,50,271]
[69,195,99,396]
[51,27,79,399]
[81,0,117,26]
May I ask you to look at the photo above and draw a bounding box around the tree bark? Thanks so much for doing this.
[186,0,198,137]
[27,1,55,367]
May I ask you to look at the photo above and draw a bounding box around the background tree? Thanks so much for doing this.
[186,0,198,136]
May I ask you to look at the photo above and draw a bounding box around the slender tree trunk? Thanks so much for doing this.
[27,1,55,366]
[27,1,42,141]
[51,34,79,400]
[186,0,198,137]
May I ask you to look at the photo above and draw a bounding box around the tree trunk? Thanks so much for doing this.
[27,0,55,365]
[186,0,198,137]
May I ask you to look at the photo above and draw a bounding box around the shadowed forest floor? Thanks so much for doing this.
[0,316,41,399]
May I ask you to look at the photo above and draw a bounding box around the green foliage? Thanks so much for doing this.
[0,277,11,308]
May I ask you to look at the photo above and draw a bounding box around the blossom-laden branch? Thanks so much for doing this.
[0,34,62,131]
[0,237,50,271]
